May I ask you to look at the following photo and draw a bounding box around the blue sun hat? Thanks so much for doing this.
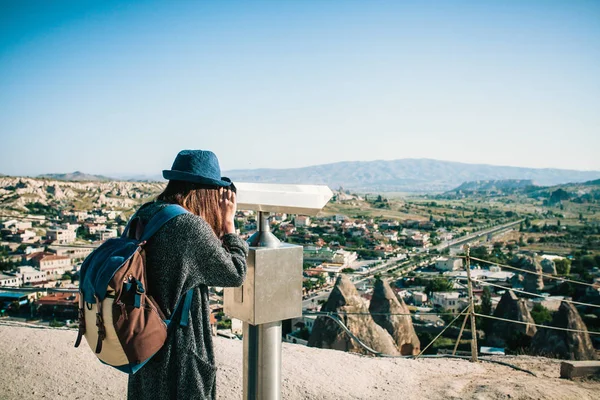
[163,150,233,188]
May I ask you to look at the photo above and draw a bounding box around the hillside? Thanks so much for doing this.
[225,159,600,193]
[1,324,599,400]
[0,176,164,213]
[452,179,539,194]
[37,171,114,182]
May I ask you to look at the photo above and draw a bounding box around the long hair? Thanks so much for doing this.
[156,180,222,237]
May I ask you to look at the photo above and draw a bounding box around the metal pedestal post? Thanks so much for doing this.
[243,321,282,400]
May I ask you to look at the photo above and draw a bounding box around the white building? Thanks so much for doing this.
[0,273,21,287]
[294,216,311,227]
[29,253,71,280]
[432,292,463,312]
[48,245,94,261]
[435,257,464,271]
[47,228,77,244]
[413,291,427,306]
[331,249,358,266]
[333,214,346,223]
[384,232,399,241]
[85,224,106,235]
[2,220,33,231]
[14,230,37,243]
[24,246,45,255]
[16,266,47,285]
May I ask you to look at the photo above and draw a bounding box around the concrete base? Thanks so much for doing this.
[560,361,600,379]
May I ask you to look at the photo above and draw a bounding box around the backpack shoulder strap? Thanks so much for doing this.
[140,204,189,242]
[165,288,195,328]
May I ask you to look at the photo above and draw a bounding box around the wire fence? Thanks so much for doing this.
[468,256,597,289]
[471,278,600,309]
[475,313,600,336]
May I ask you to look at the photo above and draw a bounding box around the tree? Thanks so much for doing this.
[554,259,571,276]
[316,274,327,287]
[425,278,453,294]
[303,280,314,291]
[470,246,488,259]
[530,303,552,325]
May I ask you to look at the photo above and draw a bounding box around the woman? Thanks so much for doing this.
[127,150,248,400]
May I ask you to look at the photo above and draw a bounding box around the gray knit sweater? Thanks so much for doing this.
[127,201,248,400]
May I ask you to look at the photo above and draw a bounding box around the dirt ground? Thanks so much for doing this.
[1,323,598,400]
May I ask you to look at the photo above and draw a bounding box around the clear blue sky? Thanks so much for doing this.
[1,0,599,176]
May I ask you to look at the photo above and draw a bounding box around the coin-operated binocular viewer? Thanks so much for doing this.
[224,182,333,400]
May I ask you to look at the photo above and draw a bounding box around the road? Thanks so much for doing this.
[433,219,524,251]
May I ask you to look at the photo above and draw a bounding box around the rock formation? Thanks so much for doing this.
[511,255,543,293]
[369,279,420,355]
[0,176,164,212]
[487,290,537,348]
[530,302,597,360]
[540,258,557,284]
[510,273,524,289]
[308,275,400,356]
[540,258,557,275]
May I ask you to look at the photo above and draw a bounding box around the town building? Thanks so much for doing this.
[432,292,463,312]
[407,232,430,247]
[11,230,37,243]
[48,245,94,261]
[295,216,311,227]
[47,227,77,244]
[435,257,464,271]
[98,229,118,241]
[37,292,79,318]
[16,266,48,285]
[85,223,106,235]
[28,253,71,280]
[413,291,427,306]
[2,220,33,231]
[0,273,20,287]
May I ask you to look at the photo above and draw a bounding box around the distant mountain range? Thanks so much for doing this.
[37,171,113,182]
[8,159,600,192]
[224,159,600,193]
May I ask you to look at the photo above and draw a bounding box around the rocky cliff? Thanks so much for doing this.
[530,302,597,360]
[308,275,400,355]
[369,279,420,355]
[487,290,537,348]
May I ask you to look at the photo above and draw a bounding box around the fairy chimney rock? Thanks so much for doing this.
[531,302,597,360]
[307,275,400,356]
[369,279,420,355]
[487,290,537,347]
[512,255,544,293]
[540,258,557,275]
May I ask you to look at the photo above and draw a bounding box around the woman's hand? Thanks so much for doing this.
[220,188,237,235]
